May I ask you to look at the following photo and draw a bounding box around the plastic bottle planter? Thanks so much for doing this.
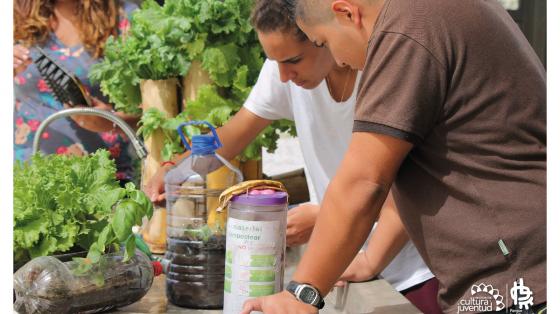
[223,190,288,314]
[165,180,227,308]
[13,250,155,314]
[164,121,242,309]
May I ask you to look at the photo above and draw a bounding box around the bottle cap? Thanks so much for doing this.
[152,261,163,277]
[231,190,288,206]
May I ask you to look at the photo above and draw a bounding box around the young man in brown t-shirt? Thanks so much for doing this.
[241,0,546,313]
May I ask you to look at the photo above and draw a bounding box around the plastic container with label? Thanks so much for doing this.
[164,121,243,309]
[223,189,288,314]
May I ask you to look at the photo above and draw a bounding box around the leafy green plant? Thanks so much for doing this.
[90,0,297,161]
[13,150,153,268]
[136,108,201,161]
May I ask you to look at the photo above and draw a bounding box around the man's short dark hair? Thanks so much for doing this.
[295,0,336,25]
[251,0,308,42]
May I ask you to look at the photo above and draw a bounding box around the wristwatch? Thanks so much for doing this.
[286,280,325,309]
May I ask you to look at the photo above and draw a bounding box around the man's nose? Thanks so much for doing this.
[336,60,347,68]
[278,65,296,83]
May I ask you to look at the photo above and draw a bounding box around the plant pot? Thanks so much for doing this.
[142,207,168,254]
[13,248,89,303]
[139,78,179,254]
[164,234,226,309]
[240,158,262,181]
[13,248,88,273]
[181,61,212,106]
[14,250,153,313]
[140,78,180,184]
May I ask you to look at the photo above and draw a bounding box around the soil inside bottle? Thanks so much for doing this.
[14,252,153,314]
[165,234,226,309]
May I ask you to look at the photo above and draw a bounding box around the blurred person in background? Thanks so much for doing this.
[13,0,140,182]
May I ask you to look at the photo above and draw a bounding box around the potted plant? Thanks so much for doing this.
[13,150,153,271]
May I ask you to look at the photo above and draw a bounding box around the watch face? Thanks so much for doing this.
[300,287,318,304]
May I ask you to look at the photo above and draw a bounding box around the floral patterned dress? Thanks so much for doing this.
[14,1,137,181]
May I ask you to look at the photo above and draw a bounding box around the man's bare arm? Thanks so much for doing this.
[143,108,272,201]
[337,192,411,284]
[292,132,413,295]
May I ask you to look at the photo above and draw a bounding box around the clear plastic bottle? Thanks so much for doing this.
[223,189,288,314]
[13,250,158,314]
[164,121,242,308]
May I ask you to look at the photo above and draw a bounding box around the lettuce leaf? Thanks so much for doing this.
[13,150,153,265]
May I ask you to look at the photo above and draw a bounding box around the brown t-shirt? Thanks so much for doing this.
[354,0,546,312]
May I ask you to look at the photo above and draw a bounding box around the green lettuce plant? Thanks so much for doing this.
[89,0,296,161]
[13,150,153,268]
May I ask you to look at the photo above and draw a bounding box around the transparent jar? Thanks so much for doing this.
[13,250,155,314]
[223,190,288,314]
[164,121,242,309]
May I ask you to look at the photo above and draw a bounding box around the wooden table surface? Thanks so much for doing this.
[112,247,421,314]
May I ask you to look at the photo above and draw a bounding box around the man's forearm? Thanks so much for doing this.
[167,108,271,164]
[292,173,390,296]
[214,108,271,160]
[291,132,412,296]
[363,193,410,276]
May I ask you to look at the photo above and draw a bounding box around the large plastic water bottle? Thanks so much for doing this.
[164,121,243,309]
[223,188,288,314]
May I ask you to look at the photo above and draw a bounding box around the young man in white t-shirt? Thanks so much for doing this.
[145,1,440,312]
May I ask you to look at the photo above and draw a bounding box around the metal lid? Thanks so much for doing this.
[230,190,288,206]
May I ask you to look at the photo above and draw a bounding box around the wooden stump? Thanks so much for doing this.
[181,61,212,110]
[139,78,179,254]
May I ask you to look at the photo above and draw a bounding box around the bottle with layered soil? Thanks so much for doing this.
[13,250,159,314]
[164,121,243,308]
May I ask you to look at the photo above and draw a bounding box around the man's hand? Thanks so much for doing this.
[287,204,320,247]
[334,250,376,287]
[241,290,317,314]
[143,164,171,203]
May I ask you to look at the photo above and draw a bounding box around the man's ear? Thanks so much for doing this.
[331,0,362,27]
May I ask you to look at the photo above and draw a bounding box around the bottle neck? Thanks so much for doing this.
[191,150,216,156]
[191,137,219,155]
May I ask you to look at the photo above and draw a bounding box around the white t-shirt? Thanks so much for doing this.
[244,59,434,291]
